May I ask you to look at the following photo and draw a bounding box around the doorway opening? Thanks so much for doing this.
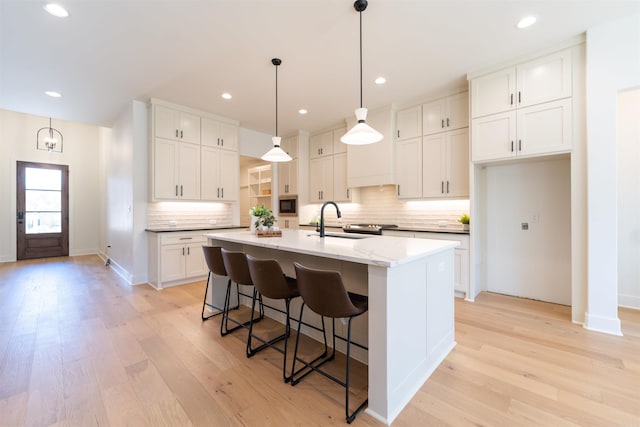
[16,161,69,260]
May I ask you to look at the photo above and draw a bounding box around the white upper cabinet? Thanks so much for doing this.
[421,128,469,199]
[471,48,572,118]
[332,127,347,155]
[396,106,422,140]
[201,146,238,201]
[278,158,298,196]
[280,135,298,159]
[396,137,423,199]
[155,105,201,144]
[201,117,238,151]
[309,156,334,203]
[154,138,201,200]
[423,92,469,135]
[309,131,333,159]
[470,48,574,162]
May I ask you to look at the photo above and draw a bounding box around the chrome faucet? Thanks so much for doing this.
[319,201,341,237]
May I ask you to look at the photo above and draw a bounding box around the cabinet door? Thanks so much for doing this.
[200,146,220,201]
[309,131,333,159]
[517,98,572,157]
[309,158,323,203]
[471,68,516,118]
[278,159,298,195]
[154,138,179,199]
[454,249,469,293]
[517,49,572,108]
[333,128,347,154]
[281,218,299,230]
[423,99,447,135]
[219,123,238,151]
[218,149,239,201]
[471,111,516,162]
[447,92,469,131]
[280,135,298,158]
[397,106,422,140]
[396,137,423,199]
[333,153,350,202]
[178,112,200,144]
[200,117,220,148]
[155,106,179,140]
[161,244,185,282]
[422,134,446,198]
[446,128,470,198]
[320,156,334,201]
[185,243,207,277]
[178,143,201,200]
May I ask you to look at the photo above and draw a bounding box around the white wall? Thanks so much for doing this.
[0,109,102,262]
[617,88,640,309]
[102,100,148,284]
[585,13,640,334]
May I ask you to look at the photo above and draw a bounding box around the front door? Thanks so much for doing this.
[16,161,69,260]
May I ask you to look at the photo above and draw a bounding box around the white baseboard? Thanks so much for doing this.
[583,311,623,336]
[618,294,640,310]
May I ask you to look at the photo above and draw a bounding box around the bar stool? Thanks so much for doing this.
[220,248,264,336]
[201,245,231,323]
[291,262,368,424]
[246,255,300,382]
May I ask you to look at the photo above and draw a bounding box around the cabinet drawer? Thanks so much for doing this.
[161,233,207,245]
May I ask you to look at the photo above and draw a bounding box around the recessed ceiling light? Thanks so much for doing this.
[517,16,536,29]
[374,77,386,85]
[45,91,62,98]
[221,93,232,100]
[298,109,308,115]
[43,3,69,18]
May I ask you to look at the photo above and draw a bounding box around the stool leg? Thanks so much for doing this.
[202,272,218,321]
[345,315,368,424]
[291,307,333,386]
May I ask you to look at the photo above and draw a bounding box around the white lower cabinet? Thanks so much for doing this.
[148,231,208,289]
[280,217,299,229]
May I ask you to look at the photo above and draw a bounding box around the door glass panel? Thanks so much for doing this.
[25,167,62,234]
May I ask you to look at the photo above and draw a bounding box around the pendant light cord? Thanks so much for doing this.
[359,9,363,109]
[275,63,279,137]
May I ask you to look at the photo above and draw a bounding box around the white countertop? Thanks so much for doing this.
[204,229,458,268]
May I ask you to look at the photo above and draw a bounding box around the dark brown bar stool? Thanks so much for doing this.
[291,262,368,424]
[246,255,300,382]
[201,245,231,324]
[220,248,264,336]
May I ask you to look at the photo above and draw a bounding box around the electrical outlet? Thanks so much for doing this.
[521,222,529,230]
[209,219,217,225]
[169,220,177,226]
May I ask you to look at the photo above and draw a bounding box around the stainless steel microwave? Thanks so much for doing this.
[278,196,297,216]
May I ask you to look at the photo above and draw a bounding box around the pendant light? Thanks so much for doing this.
[36,117,63,152]
[261,58,292,162]
[341,0,383,145]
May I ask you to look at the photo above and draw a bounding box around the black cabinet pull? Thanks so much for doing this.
[217,188,220,198]
[447,181,450,193]
[510,94,513,105]
[446,118,450,127]
[180,185,183,196]
[441,181,444,194]
[441,119,445,128]
[175,185,178,196]
[180,130,183,139]
[511,141,514,152]
[221,188,224,198]
[518,140,522,151]
[182,248,185,256]
[187,247,190,255]
[518,91,521,104]
[175,129,179,138]
[397,130,400,138]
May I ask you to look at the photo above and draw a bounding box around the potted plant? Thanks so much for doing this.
[458,213,470,231]
[249,204,276,233]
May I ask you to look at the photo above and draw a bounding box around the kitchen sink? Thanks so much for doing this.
[306,232,372,240]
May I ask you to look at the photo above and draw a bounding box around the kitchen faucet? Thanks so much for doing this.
[319,201,341,237]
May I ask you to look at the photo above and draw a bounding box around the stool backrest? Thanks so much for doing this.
[202,246,227,277]
[247,255,296,300]
[293,262,361,318]
[221,248,253,286]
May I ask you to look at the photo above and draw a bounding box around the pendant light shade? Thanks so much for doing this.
[341,0,382,146]
[262,58,292,162]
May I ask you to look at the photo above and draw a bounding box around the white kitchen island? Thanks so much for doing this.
[205,229,457,425]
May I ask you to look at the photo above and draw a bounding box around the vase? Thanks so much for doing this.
[250,215,259,234]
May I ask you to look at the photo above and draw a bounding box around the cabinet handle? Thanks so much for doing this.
[397,130,400,138]
[221,188,224,198]
[187,247,190,255]
[217,188,220,198]
[221,138,224,147]
[446,118,450,127]
[447,181,450,193]
[397,185,400,196]
[182,248,185,256]
[441,119,445,128]
[180,185,183,196]
[347,188,350,199]
[217,138,220,146]
[441,181,444,194]
[518,91,521,104]
[518,140,522,151]
[180,130,183,139]
[176,129,179,138]
[510,94,513,105]
[511,141,514,152]
[175,185,178,196]
[179,237,192,240]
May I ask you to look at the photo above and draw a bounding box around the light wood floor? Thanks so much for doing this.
[0,256,638,426]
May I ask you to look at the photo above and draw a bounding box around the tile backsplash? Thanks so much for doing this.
[147,202,233,228]
[299,185,470,227]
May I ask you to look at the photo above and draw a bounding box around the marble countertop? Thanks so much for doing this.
[204,229,458,268]
[145,225,245,233]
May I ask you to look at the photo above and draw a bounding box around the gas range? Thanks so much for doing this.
[342,223,398,235]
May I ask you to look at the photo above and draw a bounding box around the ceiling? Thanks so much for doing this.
[1,0,638,136]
